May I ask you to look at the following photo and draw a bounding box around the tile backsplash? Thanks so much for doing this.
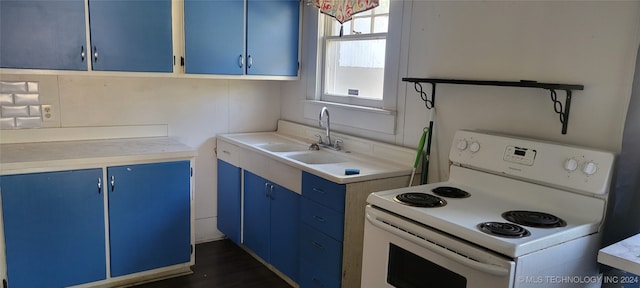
[0,81,42,129]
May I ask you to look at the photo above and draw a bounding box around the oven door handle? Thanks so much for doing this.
[366,213,510,277]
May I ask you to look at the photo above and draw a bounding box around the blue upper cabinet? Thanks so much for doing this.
[88,0,173,72]
[184,0,244,75]
[0,0,87,70]
[246,0,300,76]
[0,169,106,287]
[184,0,300,76]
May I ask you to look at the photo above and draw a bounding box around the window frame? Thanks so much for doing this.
[321,32,388,108]
[304,1,410,135]
[319,3,390,108]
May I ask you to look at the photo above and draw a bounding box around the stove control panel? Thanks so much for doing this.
[503,145,536,166]
[450,130,615,195]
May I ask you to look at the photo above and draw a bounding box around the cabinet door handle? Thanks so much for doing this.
[313,215,326,223]
[247,55,252,69]
[312,277,325,287]
[81,45,86,62]
[311,241,324,250]
[97,177,102,194]
[238,54,244,68]
[93,46,99,62]
[110,175,115,192]
[269,184,275,200]
[312,188,325,195]
[264,183,275,199]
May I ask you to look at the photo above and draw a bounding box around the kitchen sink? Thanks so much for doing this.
[285,151,348,165]
[256,143,309,152]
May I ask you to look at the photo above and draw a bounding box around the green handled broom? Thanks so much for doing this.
[408,127,429,187]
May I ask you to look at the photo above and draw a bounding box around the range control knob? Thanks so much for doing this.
[563,158,579,172]
[469,142,480,153]
[456,140,468,151]
[582,162,598,175]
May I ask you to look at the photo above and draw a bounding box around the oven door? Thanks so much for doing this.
[361,206,515,288]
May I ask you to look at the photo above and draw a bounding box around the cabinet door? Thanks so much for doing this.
[184,0,244,75]
[270,184,300,282]
[0,0,87,70]
[0,169,106,287]
[243,171,271,262]
[246,0,299,76]
[88,0,173,72]
[107,161,191,277]
[216,159,242,244]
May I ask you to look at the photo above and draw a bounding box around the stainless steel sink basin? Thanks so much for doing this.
[286,151,348,165]
[257,143,309,152]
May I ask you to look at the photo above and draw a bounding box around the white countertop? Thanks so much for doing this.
[217,120,415,184]
[599,233,640,275]
[1,137,196,175]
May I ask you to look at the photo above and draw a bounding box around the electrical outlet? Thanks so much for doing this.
[41,105,54,121]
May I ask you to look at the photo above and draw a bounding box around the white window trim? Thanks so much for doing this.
[304,0,410,135]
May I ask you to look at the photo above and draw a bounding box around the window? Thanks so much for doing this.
[321,0,390,108]
[304,0,407,134]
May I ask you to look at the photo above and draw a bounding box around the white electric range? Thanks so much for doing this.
[361,130,615,288]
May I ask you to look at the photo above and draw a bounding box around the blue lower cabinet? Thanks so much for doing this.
[300,172,345,288]
[217,159,242,244]
[301,197,344,241]
[243,171,299,282]
[0,169,106,287]
[243,171,271,261]
[301,172,345,213]
[300,260,342,288]
[107,161,191,277]
[270,183,300,281]
[300,224,343,278]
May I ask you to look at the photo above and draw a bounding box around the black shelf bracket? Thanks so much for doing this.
[402,78,584,135]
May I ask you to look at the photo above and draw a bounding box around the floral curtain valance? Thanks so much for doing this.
[312,0,380,24]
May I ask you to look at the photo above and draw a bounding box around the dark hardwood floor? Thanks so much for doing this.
[132,239,293,288]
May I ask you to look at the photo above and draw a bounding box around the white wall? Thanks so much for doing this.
[2,0,639,245]
[0,73,282,243]
[283,1,640,182]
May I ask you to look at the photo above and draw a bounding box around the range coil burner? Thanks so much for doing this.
[478,222,531,238]
[502,210,567,228]
[393,192,446,208]
[432,186,471,198]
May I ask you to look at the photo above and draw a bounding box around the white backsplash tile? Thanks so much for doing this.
[14,93,39,105]
[16,117,42,128]
[27,82,39,93]
[1,105,29,117]
[0,94,13,105]
[0,118,16,129]
[29,105,42,117]
[0,81,42,129]
[0,81,27,93]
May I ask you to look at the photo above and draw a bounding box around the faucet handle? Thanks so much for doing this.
[315,134,324,144]
[308,143,320,151]
[334,139,343,150]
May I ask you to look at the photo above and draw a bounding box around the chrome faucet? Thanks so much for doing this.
[317,107,342,150]
[319,107,332,146]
